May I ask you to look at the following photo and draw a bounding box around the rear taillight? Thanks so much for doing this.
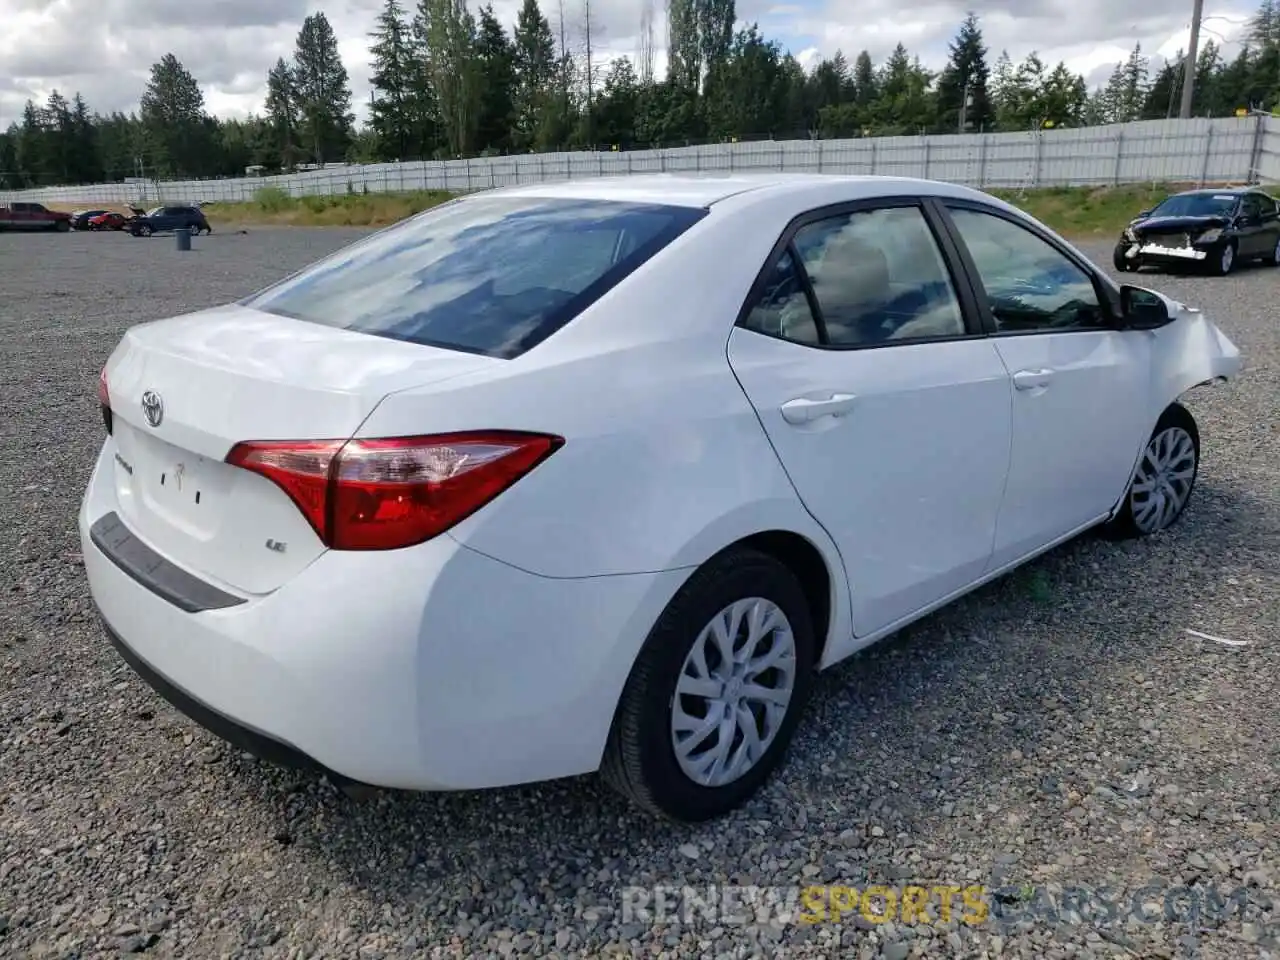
[226,432,562,551]
[98,367,112,434]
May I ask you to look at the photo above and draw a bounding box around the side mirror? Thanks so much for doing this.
[1119,284,1172,330]
[1137,209,1153,218]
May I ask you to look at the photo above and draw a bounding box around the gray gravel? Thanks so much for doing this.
[1,226,1277,960]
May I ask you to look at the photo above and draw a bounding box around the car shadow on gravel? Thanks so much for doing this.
[173,478,1274,928]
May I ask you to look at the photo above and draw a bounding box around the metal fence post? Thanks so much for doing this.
[978,134,988,187]
[1247,114,1266,183]
[870,140,878,176]
[1113,130,1124,186]
[817,140,824,174]
[1032,131,1042,187]
[923,138,931,179]
[1200,126,1215,186]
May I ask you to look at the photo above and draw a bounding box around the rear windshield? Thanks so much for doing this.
[1151,193,1239,218]
[244,196,706,359]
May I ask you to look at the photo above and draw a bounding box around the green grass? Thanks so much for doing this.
[989,183,1190,238]
[205,187,455,227]
[204,181,1212,236]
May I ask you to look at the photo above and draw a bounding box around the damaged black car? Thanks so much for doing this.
[1112,187,1280,276]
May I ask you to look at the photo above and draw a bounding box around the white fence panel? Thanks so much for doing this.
[4,115,1279,206]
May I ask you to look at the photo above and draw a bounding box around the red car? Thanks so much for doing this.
[0,202,72,231]
[88,211,131,231]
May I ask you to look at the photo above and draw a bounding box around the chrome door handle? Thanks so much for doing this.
[780,394,856,424]
[1012,369,1054,391]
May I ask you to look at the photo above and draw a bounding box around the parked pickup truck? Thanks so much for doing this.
[0,201,72,231]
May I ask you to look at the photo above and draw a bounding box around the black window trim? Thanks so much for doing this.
[928,197,1123,338]
[733,195,989,353]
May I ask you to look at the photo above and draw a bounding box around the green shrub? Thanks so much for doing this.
[253,186,293,212]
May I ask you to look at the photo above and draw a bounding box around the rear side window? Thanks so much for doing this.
[245,196,706,358]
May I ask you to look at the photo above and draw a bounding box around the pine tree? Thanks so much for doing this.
[853,50,876,108]
[511,0,556,148]
[474,5,515,152]
[293,12,354,164]
[139,54,213,176]
[369,0,417,161]
[264,58,302,171]
[935,13,993,133]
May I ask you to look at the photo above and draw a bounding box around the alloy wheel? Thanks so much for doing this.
[1220,244,1234,274]
[1130,426,1197,533]
[670,597,797,788]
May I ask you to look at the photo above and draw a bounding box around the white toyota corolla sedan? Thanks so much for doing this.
[82,173,1242,821]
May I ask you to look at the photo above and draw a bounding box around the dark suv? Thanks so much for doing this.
[129,205,211,237]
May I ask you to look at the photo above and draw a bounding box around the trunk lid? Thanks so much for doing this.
[103,304,499,595]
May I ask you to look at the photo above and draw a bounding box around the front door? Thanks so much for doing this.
[938,202,1152,570]
[727,200,1013,644]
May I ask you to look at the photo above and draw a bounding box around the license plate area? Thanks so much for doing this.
[1139,243,1205,260]
[113,423,232,537]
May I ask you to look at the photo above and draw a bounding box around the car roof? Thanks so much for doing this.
[1174,187,1252,197]
[483,172,996,210]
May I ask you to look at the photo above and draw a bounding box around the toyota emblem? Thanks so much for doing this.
[140,390,164,428]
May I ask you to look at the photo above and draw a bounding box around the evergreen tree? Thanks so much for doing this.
[935,13,993,133]
[474,5,515,152]
[293,12,354,164]
[139,54,215,177]
[369,0,417,160]
[511,0,556,149]
[264,58,303,171]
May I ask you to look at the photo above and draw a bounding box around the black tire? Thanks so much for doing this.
[1209,239,1236,276]
[1101,403,1200,541]
[601,547,817,822]
[1266,233,1280,266]
[138,224,152,237]
[1112,244,1137,272]
[55,219,70,232]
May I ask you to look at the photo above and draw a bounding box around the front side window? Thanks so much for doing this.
[245,196,705,358]
[1242,193,1270,219]
[947,207,1106,333]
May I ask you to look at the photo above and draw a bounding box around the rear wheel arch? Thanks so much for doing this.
[656,529,836,668]
[730,530,833,667]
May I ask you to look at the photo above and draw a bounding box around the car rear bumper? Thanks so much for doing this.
[99,615,367,784]
[79,439,684,791]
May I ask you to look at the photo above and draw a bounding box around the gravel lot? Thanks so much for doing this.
[1,226,1276,960]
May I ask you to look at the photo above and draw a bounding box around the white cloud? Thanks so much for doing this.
[0,0,1261,127]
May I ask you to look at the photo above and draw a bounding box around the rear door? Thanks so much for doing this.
[9,202,34,229]
[727,198,1013,640]
[1241,192,1278,257]
[935,200,1151,569]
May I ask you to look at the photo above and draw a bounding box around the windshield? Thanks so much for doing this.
[244,196,706,359]
[146,206,163,216]
[1150,193,1239,218]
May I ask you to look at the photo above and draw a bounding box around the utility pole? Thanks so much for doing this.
[1179,0,1204,118]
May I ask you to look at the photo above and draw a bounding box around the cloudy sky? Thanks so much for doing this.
[0,0,1259,128]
